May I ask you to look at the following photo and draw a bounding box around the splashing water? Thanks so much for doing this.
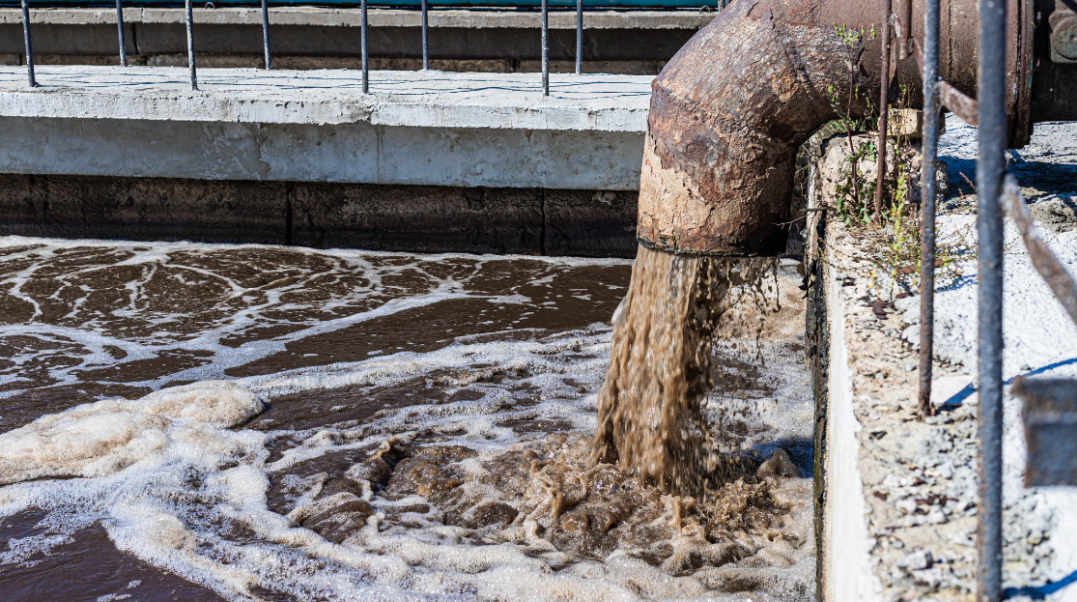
[0,237,812,602]
[592,244,778,494]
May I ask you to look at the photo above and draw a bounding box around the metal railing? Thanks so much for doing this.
[13,0,681,95]
[906,1,1077,600]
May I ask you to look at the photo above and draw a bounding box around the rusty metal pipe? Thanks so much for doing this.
[638,0,1041,255]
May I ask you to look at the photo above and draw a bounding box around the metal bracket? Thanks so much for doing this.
[1050,8,1077,63]
[1017,377,1077,486]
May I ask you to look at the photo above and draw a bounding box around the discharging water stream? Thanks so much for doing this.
[0,237,814,602]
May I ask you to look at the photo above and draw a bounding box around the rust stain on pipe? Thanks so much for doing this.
[638,0,1037,255]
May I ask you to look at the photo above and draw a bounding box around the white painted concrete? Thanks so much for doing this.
[822,261,885,602]
[0,67,650,130]
[0,66,651,189]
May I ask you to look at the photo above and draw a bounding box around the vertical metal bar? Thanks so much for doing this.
[20,0,36,88]
[918,0,941,418]
[421,0,429,70]
[361,0,369,93]
[575,0,582,75]
[261,0,271,70]
[185,0,198,91]
[976,0,1007,598]
[541,0,549,96]
[874,0,892,224]
[115,0,127,67]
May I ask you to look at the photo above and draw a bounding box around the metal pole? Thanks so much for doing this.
[185,0,198,91]
[261,0,271,69]
[20,0,36,88]
[575,0,582,75]
[421,0,429,70]
[361,0,369,93]
[976,0,1007,598]
[874,0,892,224]
[541,0,549,96]
[918,0,940,418]
[115,0,127,67]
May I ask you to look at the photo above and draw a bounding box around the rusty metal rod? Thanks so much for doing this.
[576,0,583,75]
[542,0,549,96]
[875,0,893,224]
[116,0,127,67]
[422,0,429,70]
[977,0,1007,597]
[914,39,980,126]
[361,0,369,93]
[185,0,197,90]
[918,0,941,419]
[1001,174,1077,327]
[261,0,271,69]
[20,0,35,88]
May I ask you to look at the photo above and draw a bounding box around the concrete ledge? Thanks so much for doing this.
[0,174,638,257]
[813,117,1077,600]
[0,67,649,190]
[0,67,650,130]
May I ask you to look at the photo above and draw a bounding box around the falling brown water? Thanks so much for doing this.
[592,244,776,494]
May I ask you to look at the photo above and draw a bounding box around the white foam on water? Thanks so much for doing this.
[0,381,264,484]
[0,327,811,601]
[0,236,811,602]
[0,236,630,403]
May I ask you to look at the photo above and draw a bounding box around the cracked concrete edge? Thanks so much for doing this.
[813,137,984,602]
[0,67,651,132]
[0,7,717,29]
[820,237,886,602]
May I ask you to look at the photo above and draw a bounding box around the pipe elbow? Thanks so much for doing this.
[637,0,849,255]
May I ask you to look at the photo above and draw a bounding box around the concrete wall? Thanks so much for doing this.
[819,238,884,602]
[0,174,639,256]
[0,117,643,190]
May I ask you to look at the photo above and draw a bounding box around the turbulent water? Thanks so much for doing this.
[0,237,814,602]
[593,245,777,494]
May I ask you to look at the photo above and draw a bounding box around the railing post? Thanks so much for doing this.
[541,0,549,96]
[261,0,272,69]
[874,0,892,224]
[116,0,128,67]
[361,0,369,93]
[422,0,429,70]
[20,0,36,88]
[917,0,941,418]
[976,0,1007,598]
[576,0,582,75]
[185,0,198,90]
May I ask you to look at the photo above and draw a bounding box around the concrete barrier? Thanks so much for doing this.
[0,66,649,255]
[811,116,1077,600]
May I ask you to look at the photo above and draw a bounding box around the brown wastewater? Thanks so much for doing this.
[0,237,814,602]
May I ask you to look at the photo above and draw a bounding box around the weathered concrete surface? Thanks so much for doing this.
[0,8,710,70]
[0,67,649,190]
[0,66,649,130]
[0,174,639,257]
[814,115,1077,601]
